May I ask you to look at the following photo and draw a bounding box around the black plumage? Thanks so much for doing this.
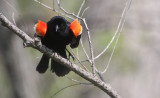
[36,16,80,76]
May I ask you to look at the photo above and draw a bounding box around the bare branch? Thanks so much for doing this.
[76,48,79,59]
[80,39,91,63]
[68,46,89,72]
[51,83,91,98]
[65,75,90,84]
[12,13,17,26]
[81,7,90,18]
[94,0,132,60]
[34,0,75,20]
[2,0,19,14]
[100,0,132,74]
[82,18,96,75]
[77,0,86,17]
[65,76,82,83]
[101,33,121,74]
[75,59,89,64]
[0,12,121,98]
[56,0,82,19]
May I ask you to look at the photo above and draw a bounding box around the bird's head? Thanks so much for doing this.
[34,18,82,39]
[34,20,47,38]
[70,19,82,38]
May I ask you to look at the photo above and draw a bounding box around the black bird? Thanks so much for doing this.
[34,16,82,76]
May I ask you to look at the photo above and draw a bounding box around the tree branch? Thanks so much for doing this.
[34,0,75,20]
[51,83,91,98]
[77,0,85,17]
[0,13,121,98]
[82,18,96,75]
[94,0,132,60]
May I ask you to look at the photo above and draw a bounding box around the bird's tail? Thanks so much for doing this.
[36,54,50,73]
[51,49,70,76]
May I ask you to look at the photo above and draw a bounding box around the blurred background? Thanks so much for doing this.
[0,0,160,98]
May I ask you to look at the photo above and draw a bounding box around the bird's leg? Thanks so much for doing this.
[66,49,75,61]
[33,33,42,47]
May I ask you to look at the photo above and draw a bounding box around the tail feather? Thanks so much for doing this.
[51,49,70,76]
[36,54,50,73]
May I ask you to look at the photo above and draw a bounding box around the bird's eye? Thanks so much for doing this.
[60,24,64,29]
[59,24,65,32]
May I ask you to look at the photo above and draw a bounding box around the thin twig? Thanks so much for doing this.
[12,13,17,26]
[94,0,132,60]
[77,0,86,17]
[53,0,55,10]
[76,48,79,59]
[51,83,91,98]
[101,0,132,74]
[97,71,105,82]
[80,39,91,63]
[34,0,75,20]
[56,0,82,19]
[73,60,106,82]
[65,75,90,84]
[101,33,121,74]
[75,59,89,64]
[65,76,81,83]
[68,46,89,72]
[2,0,19,14]
[96,0,132,74]
[82,18,95,75]
[81,7,90,18]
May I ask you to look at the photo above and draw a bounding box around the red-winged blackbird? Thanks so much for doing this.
[34,16,82,76]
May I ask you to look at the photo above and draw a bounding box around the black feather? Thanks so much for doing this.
[36,54,50,73]
[51,49,70,76]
